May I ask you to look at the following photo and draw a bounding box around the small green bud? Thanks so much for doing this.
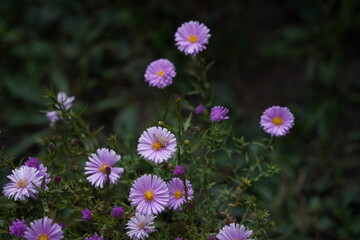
[158,121,165,126]
[184,140,190,145]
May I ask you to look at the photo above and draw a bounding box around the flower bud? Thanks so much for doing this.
[49,144,56,151]
[54,176,62,183]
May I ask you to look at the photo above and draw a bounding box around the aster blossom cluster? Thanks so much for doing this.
[1,19,294,240]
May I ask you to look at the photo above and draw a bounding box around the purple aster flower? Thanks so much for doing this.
[24,216,64,240]
[144,59,176,89]
[167,178,194,210]
[175,21,211,56]
[24,157,40,169]
[111,206,124,218]
[129,174,169,215]
[3,166,42,201]
[137,126,177,164]
[194,104,205,114]
[23,157,51,190]
[9,219,27,237]
[216,223,253,240]
[173,165,185,176]
[260,106,295,137]
[81,208,92,222]
[126,212,156,240]
[84,148,124,188]
[56,92,75,110]
[210,106,230,122]
[207,235,217,240]
[85,232,103,240]
[46,111,60,126]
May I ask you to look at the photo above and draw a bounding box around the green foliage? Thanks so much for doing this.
[0,0,359,239]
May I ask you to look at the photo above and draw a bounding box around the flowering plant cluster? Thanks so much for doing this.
[0,21,294,239]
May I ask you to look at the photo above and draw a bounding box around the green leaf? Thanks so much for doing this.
[183,112,192,131]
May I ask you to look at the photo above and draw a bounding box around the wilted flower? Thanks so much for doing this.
[24,216,63,240]
[55,92,75,110]
[175,21,211,55]
[129,174,169,215]
[46,111,60,126]
[84,148,124,188]
[137,126,177,164]
[144,59,176,89]
[260,106,295,137]
[126,212,156,240]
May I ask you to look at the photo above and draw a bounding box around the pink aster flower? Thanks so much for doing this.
[175,21,211,55]
[260,106,295,137]
[23,157,50,190]
[216,223,253,240]
[9,219,27,237]
[210,106,229,122]
[85,232,103,240]
[84,148,124,188]
[167,178,194,210]
[126,212,156,240]
[3,166,42,201]
[144,59,176,89]
[129,174,169,215]
[137,126,177,164]
[24,216,63,240]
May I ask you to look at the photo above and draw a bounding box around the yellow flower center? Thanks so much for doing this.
[188,35,197,43]
[17,180,28,188]
[99,164,110,174]
[37,234,49,240]
[144,190,155,202]
[272,117,284,126]
[152,141,163,150]
[157,70,165,77]
[174,190,183,199]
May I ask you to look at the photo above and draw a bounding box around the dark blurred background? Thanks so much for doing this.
[1,0,360,239]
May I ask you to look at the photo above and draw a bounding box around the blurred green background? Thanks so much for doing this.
[1,0,359,239]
